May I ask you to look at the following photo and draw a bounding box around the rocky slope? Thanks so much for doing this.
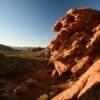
[48,8,100,100]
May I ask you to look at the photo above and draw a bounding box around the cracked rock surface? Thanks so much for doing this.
[48,8,100,100]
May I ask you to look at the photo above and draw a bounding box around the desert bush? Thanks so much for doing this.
[24,78,38,88]
[37,88,59,100]
[0,62,28,78]
[37,94,49,100]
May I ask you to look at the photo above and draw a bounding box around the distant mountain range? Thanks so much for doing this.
[0,44,45,52]
[13,47,45,51]
[0,44,19,52]
[13,47,33,50]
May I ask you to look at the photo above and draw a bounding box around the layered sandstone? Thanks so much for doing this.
[48,8,100,76]
[48,8,100,100]
[52,59,100,100]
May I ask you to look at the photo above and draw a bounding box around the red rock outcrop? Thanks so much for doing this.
[52,59,100,100]
[48,8,100,76]
[48,8,100,100]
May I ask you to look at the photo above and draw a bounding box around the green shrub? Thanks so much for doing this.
[37,94,49,100]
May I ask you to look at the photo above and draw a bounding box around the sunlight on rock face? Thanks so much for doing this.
[48,8,100,100]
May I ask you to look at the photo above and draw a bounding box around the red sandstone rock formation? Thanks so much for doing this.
[48,8,100,76]
[52,59,100,100]
[48,8,100,100]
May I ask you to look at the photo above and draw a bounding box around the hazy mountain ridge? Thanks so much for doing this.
[0,44,45,52]
[13,47,45,51]
[0,44,19,52]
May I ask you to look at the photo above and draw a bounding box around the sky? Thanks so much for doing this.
[0,0,100,47]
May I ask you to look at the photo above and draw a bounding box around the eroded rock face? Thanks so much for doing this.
[48,7,100,100]
[48,8,100,76]
[52,59,100,100]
